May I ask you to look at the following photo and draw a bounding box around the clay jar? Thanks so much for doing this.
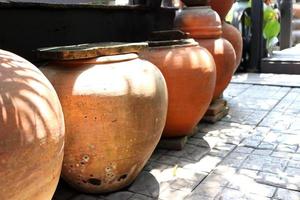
[140,39,216,138]
[222,22,243,71]
[208,0,234,20]
[40,50,168,193]
[0,49,65,200]
[175,6,236,100]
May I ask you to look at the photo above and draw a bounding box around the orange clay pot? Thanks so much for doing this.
[0,49,65,200]
[140,39,216,138]
[222,22,243,71]
[208,0,234,20]
[175,6,236,100]
[40,53,168,193]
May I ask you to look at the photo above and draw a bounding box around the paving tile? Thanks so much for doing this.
[223,83,252,99]
[256,172,300,191]
[128,171,159,198]
[103,192,134,200]
[234,146,255,154]
[71,194,101,200]
[208,148,231,158]
[253,149,273,156]
[258,142,278,150]
[201,173,229,187]
[222,108,268,125]
[128,194,154,200]
[215,188,245,200]
[183,155,223,173]
[288,160,300,168]
[229,97,279,111]
[241,138,262,148]
[144,161,170,172]
[242,155,272,171]
[275,188,300,200]
[192,183,224,198]
[186,137,210,147]
[260,112,297,131]
[285,167,300,177]
[158,188,190,200]
[156,155,179,166]
[276,144,298,153]
[184,193,214,200]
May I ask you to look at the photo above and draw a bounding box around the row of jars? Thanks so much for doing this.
[0,0,242,199]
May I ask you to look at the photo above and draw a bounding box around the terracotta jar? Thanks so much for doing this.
[294,3,300,18]
[175,6,236,100]
[222,22,243,71]
[39,44,168,193]
[208,0,234,20]
[140,39,216,138]
[0,49,65,200]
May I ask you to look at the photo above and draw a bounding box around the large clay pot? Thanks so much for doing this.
[140,39,216,138]
[208,0,234,20]
[0,49,65,200]
[222,22,243,71]
[175,6,236,100]
[40,50,168,193]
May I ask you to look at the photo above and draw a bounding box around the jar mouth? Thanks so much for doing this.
[49,53,138,66]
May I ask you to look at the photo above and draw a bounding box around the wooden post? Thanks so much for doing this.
[249,0,264,71]
[280,0,293,50]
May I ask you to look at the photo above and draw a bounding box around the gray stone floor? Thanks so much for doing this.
[53,73,300,200]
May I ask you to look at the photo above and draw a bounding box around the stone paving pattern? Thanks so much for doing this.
[53,74,300,200]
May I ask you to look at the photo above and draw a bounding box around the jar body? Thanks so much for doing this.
[140,45,216,137]
[222,22,243,71]
[0,49,65,200]
[197,38,236,100]
[41,54,168,193]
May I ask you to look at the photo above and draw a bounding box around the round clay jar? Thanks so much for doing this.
[0,49,65,200]
[140,39,216,137]
[40,50,168,193]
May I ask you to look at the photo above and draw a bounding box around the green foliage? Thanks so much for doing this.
[229,0,280,54]
[263,19,280,40]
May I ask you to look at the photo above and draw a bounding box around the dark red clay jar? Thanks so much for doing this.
[40,52,168,193]
[140,39,216,138]
[0,49,65,200]
[222,22,243,71]
[208,0,234,20]
[175,6,236,100]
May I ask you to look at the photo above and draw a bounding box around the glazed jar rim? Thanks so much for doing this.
[48,53,139,66]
